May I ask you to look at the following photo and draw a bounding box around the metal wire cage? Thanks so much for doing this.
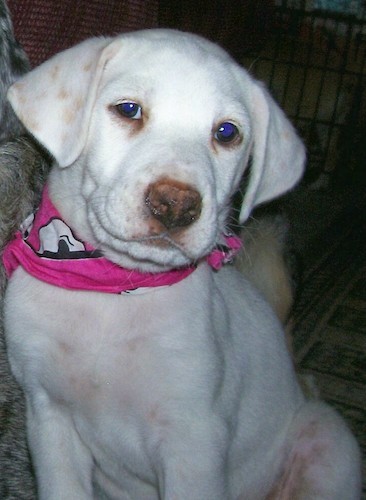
[242,0,366,186]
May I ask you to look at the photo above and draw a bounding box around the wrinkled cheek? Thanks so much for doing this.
[81,169,98,200]
[81,144,128,194]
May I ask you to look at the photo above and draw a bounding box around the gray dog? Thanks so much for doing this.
[0,137,50,499]
[0,1,50,497]
[0,0,30,143]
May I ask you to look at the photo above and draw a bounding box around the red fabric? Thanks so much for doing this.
[9,1,273,68]
[8,0,159,67]
[2,186,196,294]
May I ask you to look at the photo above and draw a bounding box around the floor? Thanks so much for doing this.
[282,177,366,497]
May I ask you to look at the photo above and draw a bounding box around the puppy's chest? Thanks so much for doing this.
[44,317,159,412]
[7,271,180,422]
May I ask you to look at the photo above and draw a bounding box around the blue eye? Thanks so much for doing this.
[116,102,142,119]
[215,122,239,143]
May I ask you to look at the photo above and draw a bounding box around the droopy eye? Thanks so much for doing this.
[215,122,239,144]
[115,102,142,119]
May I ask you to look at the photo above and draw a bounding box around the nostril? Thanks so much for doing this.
[146,180,202,229]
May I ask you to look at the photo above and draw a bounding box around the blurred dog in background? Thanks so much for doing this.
[0,1,50,497]
[0,0,30,143]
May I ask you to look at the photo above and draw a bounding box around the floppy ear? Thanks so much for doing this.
[239,79,306,223]
[7,36,121,167]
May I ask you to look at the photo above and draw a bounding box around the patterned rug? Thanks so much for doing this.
[287,191,366,497]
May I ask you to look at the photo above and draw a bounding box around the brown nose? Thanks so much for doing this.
[146,179,202,230]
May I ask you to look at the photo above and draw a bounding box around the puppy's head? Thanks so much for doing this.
[8,29,305,272]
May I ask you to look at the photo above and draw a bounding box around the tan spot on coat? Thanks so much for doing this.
[126,335,148,353]
[147,403,170,428]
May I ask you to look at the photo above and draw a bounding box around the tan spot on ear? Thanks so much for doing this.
[36,90,47,100]
[74,96,84,111]
[58,88,70,100]
[61,97,84,125]
[17,93,27,105]
[83,61,93,72]
[103,44,120,61]
[50,65,60,80]
[25,117,40,131]
[63,108,77,125]
[12,81,26,91]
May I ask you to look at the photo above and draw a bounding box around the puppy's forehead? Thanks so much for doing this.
[107,30,232,69]
[102,34,244,105]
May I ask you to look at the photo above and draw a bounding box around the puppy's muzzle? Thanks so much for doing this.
[146,179,202,230]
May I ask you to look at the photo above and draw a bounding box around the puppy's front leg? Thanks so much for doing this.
[26,395,93,500]
[158,419,228,500]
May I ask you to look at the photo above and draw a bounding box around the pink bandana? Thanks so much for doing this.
[2,187,241,294]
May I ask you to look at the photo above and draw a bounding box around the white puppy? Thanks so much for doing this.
[3,30,361,499]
